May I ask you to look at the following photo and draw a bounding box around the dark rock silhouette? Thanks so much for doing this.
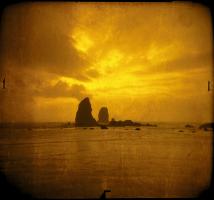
[75,97,97,127]
[98,107,109,125]
[135,128,141,130]
[141,123,157,127]
[199,122,214,131]
[100,125,108,129]
[74,98,158,128]
[185,124,194,128]
[109,118,142,127]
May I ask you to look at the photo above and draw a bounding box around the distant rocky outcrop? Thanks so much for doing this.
[75,97,97,127]
[109,118,142,127]
[98,107,109,125]
[100,125,108,129]
[141,123,157,127]
[199,122,214,131]
[74,97,158,128]
[185,124,194,128]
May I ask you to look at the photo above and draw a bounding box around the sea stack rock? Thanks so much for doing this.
[75,97,97,127]
[98,107,109,125]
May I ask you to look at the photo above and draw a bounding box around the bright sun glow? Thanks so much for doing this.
[71,29,94,53]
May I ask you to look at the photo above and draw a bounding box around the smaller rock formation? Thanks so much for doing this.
[108,118,142,127]
[75,97,97,127]
[141,123,157,127]
[100,125,108,129]
[98,107,109,125]
[185,124,194,128]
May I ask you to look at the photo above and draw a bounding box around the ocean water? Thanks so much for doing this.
[0,123,212,198]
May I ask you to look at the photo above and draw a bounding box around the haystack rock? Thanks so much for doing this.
[75,97,97,127]
[98,107,109,125]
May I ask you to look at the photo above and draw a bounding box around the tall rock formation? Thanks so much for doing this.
[75,97,97,127]
[98,107,109,125]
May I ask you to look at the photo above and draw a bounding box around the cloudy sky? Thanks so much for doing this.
[0,2,213,123]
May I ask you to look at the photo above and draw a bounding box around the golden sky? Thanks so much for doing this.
[0,2,213,123]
